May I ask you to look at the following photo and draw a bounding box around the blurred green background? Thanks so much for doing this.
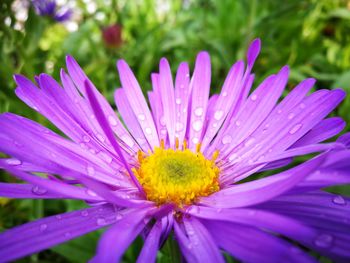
[1,0,350,262]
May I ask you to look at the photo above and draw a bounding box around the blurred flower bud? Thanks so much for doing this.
[102,24,123,48]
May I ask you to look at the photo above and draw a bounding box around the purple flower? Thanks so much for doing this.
[1,39,350,262]
[32,0,72,22]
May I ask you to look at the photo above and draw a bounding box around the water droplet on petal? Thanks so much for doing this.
[235,120,241,126]
[229,153,238,161]
[96,217,108,226]
[222,135,232,144]
[96,133,105,142]
[251,94,257,101]
[300,103,306,109]
[245,137,256,147]
[121,135,134,147]
[160,116,166,126]
[194,107,203,116]
[288,113,295,119]
[64,232,71,238]
[39,224,48,232]
[138,114,146,121]
[192,137,199,144]
[32,185,48,195]
[289,123,303,134]
[87,166,95,176]
[332,195,346,205]
[277,109,282,114]
[83,135,90,142]
[55,215,62,220]
[108,116,117,126]
[81,210,89,217]
[86,189,98,197]
[222,91,227,97]
[192,120,203,131]
[145,127,152,134]
[6,159,22,165]
[214,110,224,120]
[175,98,182,104]
[176,122,184,131]
[116,214,123,220]
[314,234,333,248]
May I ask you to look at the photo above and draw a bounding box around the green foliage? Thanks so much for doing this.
[1,0,350,262]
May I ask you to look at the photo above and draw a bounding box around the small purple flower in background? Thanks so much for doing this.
[32,0,72,22]
[0,39,350,262]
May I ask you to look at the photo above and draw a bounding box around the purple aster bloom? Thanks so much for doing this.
[32,0,72,22]
[1,39,350,262]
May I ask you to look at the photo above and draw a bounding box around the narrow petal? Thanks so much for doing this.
[0,204,117,262]
[136,220,162,263]
[0,183,68,199]
[159,58,176,147]
[182,217,225,263]
[117,60,159,148]
[188,52,211,147]
[91,207,151,263]
[173,221,197,263]
[200,155,324,208]
[205,221,316,263]
[174,62,191,145]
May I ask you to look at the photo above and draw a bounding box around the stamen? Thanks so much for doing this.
[175,137,179,150]
[196,143,202,153]
[160,139,165,149]
[183,139,188,149]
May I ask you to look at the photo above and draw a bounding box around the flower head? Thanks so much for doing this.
[32,0,72,22]
[1,39,350,262]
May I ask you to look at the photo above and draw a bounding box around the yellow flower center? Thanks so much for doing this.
[133,140,220,207]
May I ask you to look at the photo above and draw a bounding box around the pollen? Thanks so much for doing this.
[133,141,220,207]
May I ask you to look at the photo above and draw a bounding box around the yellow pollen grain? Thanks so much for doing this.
[134,142,220,207]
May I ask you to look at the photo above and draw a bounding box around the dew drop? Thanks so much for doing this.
[6,159,22,165]
[300,103,306,109]
[138,114,146,121]
[121,135,134,147]
[160,116,166,126]
[32,185,48,195]
[289,123,303,134]
[222,135,232,144]
[213,123,217,128]
[116,213,123,220]
[288,113,295,119]
[245,137,256,147]
[176,122,184,131]
[222,91,227,97]
[108,115,117,126]
[332,195,346,205]
[64,232,71,238]
[83,135,90,142]
[55,215,62,220]
[39,224,48,232]
[229,153,238,161]
[145,127,152,134]
[216,208,222,213]
[161,129,167,135]
[97,133,105,142]
[214,110,224,120]
[192,120,203,131]
[235,120,241,126]
[251,94,258,101]
[194,107,203,116]
[175,98,182,105]
[86,189,98,197]
[96,217,108,226]
[81,210,89,217]
[87,166,95,176]
[277,109,282,114]
[314,234,333,248]
[192,137,199,144]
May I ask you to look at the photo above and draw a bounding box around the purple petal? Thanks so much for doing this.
[174,62,190,145]
[202,60,245,150]
[0,182,72,199]
[173,221,199,263]
[247,38,261,69]
[188,52,211,148]
[115,88,149,151]
[204,221,316,263]
[200,154,324,208]
[85,81,144,194]
[182,217,225,263]
[0,204,117,262]
[116,60,159,148]
[136,220,162,263]
[159,58,176,147]
[91,207,151,262]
